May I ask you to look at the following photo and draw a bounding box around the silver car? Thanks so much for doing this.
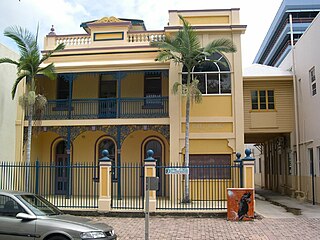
[0,190,117,240]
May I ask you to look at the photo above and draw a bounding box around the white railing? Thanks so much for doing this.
[128,31,165,43]
[55,35,91,47]
[45,31,165,50]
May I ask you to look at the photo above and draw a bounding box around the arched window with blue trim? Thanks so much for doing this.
[182,52,231,94]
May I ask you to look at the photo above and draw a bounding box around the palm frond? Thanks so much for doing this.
[173,82,182,95]
[189,79,202,104]
[4,26,36,56]
[204,38,236,54]
[12,74,27,99]
[39,43,65,65]
[37,63,57,80]
[0,58,19,66]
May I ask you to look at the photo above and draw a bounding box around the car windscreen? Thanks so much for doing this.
[16,194,63,216]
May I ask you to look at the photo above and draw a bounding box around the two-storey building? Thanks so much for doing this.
[13,9,246,208]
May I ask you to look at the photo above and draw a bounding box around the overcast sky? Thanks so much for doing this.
[0,0,283,68]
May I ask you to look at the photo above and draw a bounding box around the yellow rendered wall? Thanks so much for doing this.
[243,79,294,133]
[72,131,105,163]
[30,132,60,163]
[162,74,169,96]
[121,73,144,97]
[182,96,232,117]
[37,76,56,99]
[121,130,169,164]
[182,122,233,133]
[94,32,123,41]
[37,72,168,100]
[73,74,99,99]
[183,16,229,25]
[189,139,232,154]
[121,72,169,98]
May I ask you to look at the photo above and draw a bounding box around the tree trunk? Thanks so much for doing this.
[25,105,33,191]
[183,69,191,203]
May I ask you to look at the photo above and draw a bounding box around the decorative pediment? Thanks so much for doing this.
[94,16,123,24]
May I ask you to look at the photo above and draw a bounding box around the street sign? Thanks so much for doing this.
[165,167,189,175]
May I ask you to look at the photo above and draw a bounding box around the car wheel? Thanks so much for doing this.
[47,235,69,240]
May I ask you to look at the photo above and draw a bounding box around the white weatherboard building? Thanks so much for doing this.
[0,43,19,162]
[280,13,320,204]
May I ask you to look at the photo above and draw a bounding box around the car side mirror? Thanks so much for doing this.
[16,213,37,220]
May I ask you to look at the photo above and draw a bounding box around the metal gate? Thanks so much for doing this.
[111,163,144,209]
[156,164,241,210]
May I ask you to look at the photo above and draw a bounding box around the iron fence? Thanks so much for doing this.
[0,161,98,209]
[111,163,144,210]
[156,164,242,210]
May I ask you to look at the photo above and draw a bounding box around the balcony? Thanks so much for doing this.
[28,97,168,120]
[44,31,165,51]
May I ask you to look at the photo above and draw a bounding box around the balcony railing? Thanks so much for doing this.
[45,31,165,50]
[28,97,168,120]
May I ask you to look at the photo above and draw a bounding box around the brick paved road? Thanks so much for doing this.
[89,217,320,240]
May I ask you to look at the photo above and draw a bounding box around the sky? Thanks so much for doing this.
[0,0,283,68]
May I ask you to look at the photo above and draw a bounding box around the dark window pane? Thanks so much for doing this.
[312,83,317,96]
[268,103,275,109]
[182,74,187,85]
[100,80,116,98]
[99,139,116,179]
[259,90,266,108]
[0,195,25,217]
[267,90,274,98]
[57,75,70,100]
[145,73,161,97]
[252,104,259,110]
[208,52,230,71]
[251,91,258,109]
[207,73,219,94]
[194,61,218,72]
[267,90,275,109]
[220,73,231,93]
[194,74,205,94]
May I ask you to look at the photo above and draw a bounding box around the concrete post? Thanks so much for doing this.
[144,149,157,212]
[98,149,112,212]
[242,149,255,188]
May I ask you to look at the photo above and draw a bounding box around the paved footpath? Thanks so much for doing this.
[89,216,320,240]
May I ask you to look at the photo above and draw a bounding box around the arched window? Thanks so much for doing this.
[99,139,115,160]
[98,138,116,179]
[144,138,165,196]
[182,53,231,94]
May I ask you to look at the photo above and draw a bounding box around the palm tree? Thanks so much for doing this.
[151,15,236,203]
[0,26,64,189]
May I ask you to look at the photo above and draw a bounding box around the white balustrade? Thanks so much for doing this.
[49,31,164,49]
[128,32,165,43]
[55,35,91,47]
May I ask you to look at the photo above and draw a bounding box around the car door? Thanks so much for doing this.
[0,195,36,240]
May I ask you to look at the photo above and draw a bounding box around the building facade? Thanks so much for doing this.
[12,9,248,208]
[243,64,295,194]
[0,43,19,162]
[254,0,320,67]
[279,13,320,204]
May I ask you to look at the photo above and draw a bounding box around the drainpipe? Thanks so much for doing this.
[289,14,301,194]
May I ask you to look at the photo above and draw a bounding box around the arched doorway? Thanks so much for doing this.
[55,140,68,195]
[144,138,165,196]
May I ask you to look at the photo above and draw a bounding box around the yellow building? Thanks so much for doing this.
[12,9,256,210]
